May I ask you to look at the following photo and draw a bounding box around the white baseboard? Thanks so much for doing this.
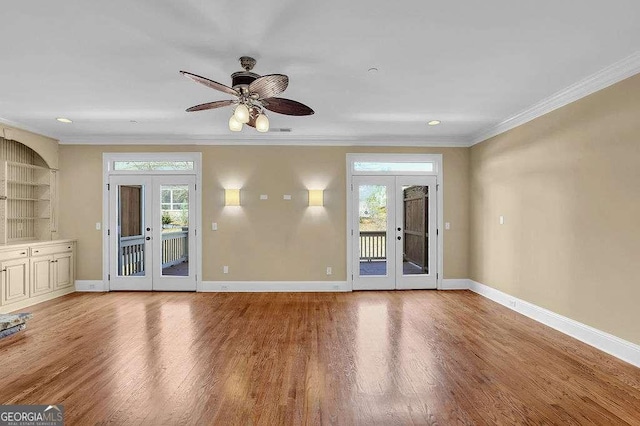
[200,281,350,292]
[441,279,470,290]
[75,280,107,292]
[468,279,640,368]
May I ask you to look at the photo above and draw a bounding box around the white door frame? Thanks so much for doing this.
[346,153,444,290]
[102,152,202,291]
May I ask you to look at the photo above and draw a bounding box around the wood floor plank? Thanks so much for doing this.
[1,290,639,425]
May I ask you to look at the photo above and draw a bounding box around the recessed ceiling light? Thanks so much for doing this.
[428,120,441,126]
[56,117,72,123]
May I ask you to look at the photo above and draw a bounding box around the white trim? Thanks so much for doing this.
[441,279,470,290]
[75,280,107,292]
[468,279,640,368]
[59,135,468,147]
[0,117,57,141]
[102,152,202,292]
[471,51,640,145]
[200,281,350,292]
[346,154,444,291]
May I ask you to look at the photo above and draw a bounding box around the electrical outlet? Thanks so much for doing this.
[508,300,517,308]
[223,266,229,274]
[260,194,268,200]
[96,222,101,230]
[332,284,340,290]
[445,222,451,230]
[221,284,229,291]
[89,283,95,289]
[283,194,292,200]
[326,266,332,275]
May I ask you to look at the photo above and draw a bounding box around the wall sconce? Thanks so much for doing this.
[225,189,241,206]
[308,189,324,206]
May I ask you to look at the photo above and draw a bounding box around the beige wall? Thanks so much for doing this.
[59,145,469,282]
[470,73,640,345]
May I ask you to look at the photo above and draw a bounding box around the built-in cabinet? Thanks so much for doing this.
[0,128,73,312]
[0,240,75,313]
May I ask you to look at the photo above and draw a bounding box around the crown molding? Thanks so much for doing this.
[0,116,58,141]
[470,50,640,146]
[58,134,470,147]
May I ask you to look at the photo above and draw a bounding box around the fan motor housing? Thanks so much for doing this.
[231,71,259,91]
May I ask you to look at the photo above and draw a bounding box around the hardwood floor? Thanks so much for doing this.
[1,291,639,425]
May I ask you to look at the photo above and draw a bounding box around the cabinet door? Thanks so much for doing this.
[31,255,54,297]
[54,251,74,290]
[1,258,30,305]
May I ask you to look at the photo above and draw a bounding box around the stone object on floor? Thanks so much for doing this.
[0,313,33,339]
[0,323,27,339]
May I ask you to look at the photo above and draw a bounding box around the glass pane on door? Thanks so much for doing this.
[358,184,388,276]
[117,185,146,277]
[160,185,189,277]
[401,184,429,276]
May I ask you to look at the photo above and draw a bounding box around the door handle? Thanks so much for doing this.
[145,236,151,241]
[146,227,151,231]
[397,227,401,231]
[397,236,401,240]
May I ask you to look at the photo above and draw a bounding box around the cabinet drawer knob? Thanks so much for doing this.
[33,250,39,253]
[20,252,26,255]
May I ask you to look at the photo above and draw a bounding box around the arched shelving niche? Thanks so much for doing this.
[0,136,57,243]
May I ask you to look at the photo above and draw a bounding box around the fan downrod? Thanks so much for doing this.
[239,56,256,71]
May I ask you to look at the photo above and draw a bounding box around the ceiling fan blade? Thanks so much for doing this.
[262,97,314,116]
[249,74,289,99]
[180,71,238,97]
[185,100,235,112]
[246,115,257,128]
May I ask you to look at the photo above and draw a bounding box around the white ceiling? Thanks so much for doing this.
[1,0,639,145]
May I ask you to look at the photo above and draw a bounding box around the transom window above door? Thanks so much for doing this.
[113,161,194,171]
[353,161,435,173]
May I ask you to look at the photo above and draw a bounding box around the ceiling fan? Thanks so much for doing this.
[180,56,314,133]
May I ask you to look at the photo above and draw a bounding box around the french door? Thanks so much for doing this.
[108,175,196,291]
[352,175,437,290]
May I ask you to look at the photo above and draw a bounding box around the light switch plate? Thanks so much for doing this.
[211,222,218,231]
[96,222,101,230]
[445,222,450,230]
[283,194,292,200]
[260,194,268,200]
[499,215,505,225]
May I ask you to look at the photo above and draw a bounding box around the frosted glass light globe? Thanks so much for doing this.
[228,116,243,131]
[233,104,250,124]
[256,114,269,133]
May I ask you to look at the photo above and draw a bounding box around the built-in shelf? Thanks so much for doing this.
[7,217,51,220]
[6,161,50,171]
[1,160,57,243]
[6,180,50,186]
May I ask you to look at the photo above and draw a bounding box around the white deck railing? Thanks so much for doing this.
[119,231,188,275]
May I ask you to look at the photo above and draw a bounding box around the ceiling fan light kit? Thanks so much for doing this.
[228,115,243,132]
[181,56,313,133]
